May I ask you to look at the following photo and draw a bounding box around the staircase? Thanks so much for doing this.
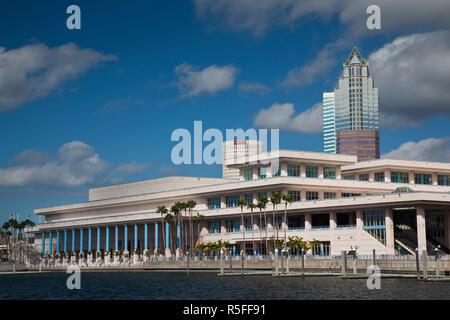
[395,224,450,255]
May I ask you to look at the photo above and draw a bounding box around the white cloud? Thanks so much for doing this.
[238,81,271,95]
[0,42,118,112]
[253,102,322,133]
[382,138,450,162]
[174,63,238,98]
[0,141,150,188]
[369,31,450,128]
[194,0,450,37]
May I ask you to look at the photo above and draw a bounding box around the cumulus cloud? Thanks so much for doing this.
[369,31,450,128]
[382,138,450,162]
[238,81,271,95]
[174,63,238,98]
[0,141,150,188]
[194,0,450,37]
[0,42,118,112]
[253,102,322,133]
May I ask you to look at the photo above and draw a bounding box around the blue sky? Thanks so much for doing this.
[1,1,449,223]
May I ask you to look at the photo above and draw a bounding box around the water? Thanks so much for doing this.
[0,271,449,300]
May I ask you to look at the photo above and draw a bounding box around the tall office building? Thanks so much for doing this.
[222,140,263,179]
[323,92,336,153]
[323,47,380,160]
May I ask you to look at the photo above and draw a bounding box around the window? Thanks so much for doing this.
[244,218,252,231]
[208,221,220,234]
[344,175,355,180]
[287,164,300,177]
[414,173,432,185]
[391,171,409,183]
[306,191,318,200]
[287,190,301,202]
[258,192,267,200]
[207,197,221,209]
[324,192,336,199]
[226,220,240,233]
[359,173,369,181]
[259,167,267,179]
[306,166,318,178]
[324,167,336,179]
[272,166,281,177]
[438,175,450,186]
[374,172,384,182]
[226,195,239,208]
[244,169,253,181]
[342,193,361,197]
[245,194,253,204]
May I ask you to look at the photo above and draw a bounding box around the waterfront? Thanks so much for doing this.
[0,271,449,300]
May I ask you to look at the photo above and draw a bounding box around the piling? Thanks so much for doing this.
[341,250,347,276]
[422,250,428,279]
[415,249,420,277]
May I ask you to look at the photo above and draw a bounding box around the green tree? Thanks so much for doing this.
[157,206,168,255]
[270,192,281,253]
[281,193,293,248]
[186,200,197,254]
[238,198,247,255]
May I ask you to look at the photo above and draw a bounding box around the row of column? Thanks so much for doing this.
[41,221,181,254]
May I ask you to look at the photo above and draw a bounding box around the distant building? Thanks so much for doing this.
[323,47,380,160]
[222,140,263,179]
[337,130,380,161]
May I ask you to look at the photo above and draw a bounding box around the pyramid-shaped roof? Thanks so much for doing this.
[344,47,366,66]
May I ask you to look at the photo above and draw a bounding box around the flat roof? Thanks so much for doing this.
[342,159,450,173]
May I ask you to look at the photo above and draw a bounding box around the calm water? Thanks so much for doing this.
[0,271,449,300]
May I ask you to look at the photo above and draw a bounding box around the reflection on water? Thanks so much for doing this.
[0,271,449,300]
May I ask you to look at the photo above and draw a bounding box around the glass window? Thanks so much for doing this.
[226,195,239,208]
[342,193,361,197]
[414,173,432,185]
[344,175,355,180]
[287,190,301,202]
[374,172,385,182]
[324,192,336,199]
[272,165,281,177]
[324,167,336,179]
[207,197,221,209]
[306,166,318,178]
[259,167,267,179]
[208,221,220,234]
[438,175,450,186]
[258,192,267,200]
[244,169,253,181]
[359,173,369,181]
[245,194,253,204]
[306,191,318,200]
[226,220,240,232]
[391,171,409,183]
[287,164,300,177]
[244,218,252,231]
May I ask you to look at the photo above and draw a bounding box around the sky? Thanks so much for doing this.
[0,0,449,224]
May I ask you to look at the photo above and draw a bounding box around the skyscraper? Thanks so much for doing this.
[323,47,380,160]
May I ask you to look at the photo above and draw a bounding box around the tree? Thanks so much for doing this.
[193,213,205,247]
[258,196,269,255]
[270,192,281,254]
[156,206,168,255]
[238,199,247,255]
[186,200,197,254]
[178,202,188,254]
[247,202,257,255]
[393,187,413,193]
[281,193,293,249]
[310,238,321,255]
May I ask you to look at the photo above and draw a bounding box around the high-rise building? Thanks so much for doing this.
[323,47,380,160]
[336,130,380,161]
[323,92,336,153]
[222,140,263,179]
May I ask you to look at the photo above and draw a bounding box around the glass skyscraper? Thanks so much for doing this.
[323,47,380,160]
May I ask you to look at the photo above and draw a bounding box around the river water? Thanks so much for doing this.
[0,271,449,300]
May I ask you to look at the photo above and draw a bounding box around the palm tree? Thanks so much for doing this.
[238,199,247,255]
[186,200,197,254]
[170,203,181,253]
[165,213,175,252]
[281,193,293,248]
[156,206,168,255]
[178,202,188,254]
[193,213,205,247]
[258,196,269,255]
[270,192,281,254]
[310,238,321,255]
[247,202,257,255]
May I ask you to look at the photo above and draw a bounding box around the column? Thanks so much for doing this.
[416,206,427,252]
[305,214,312,231]
[318,166,324,179]
[431,173,438,186]
[144,224,149,250]
[385,208,395,252]
[356,210,364,229]
[106,226,110,251]
[165,222,170,251]
[177,221,181,248]
[41,232,45,254]
[64,230,68,253]
[369,171,374,182]
[134,224,138,250]
[56,231,60,253]
[336,167,341,179]
[154,222,159,250]
[97,227,101,251]
[49,231,53,255]
[115,226,119,251]
[88,228,92,251]
[384,170,391,182]
[220,219,226,234]
[300,164,306,178]
[281,163,288,176]
[409,171,415,184]
[72,230,75,252]
[124,225,128,252]
[79,229,83,252]
[329,212,337,229]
